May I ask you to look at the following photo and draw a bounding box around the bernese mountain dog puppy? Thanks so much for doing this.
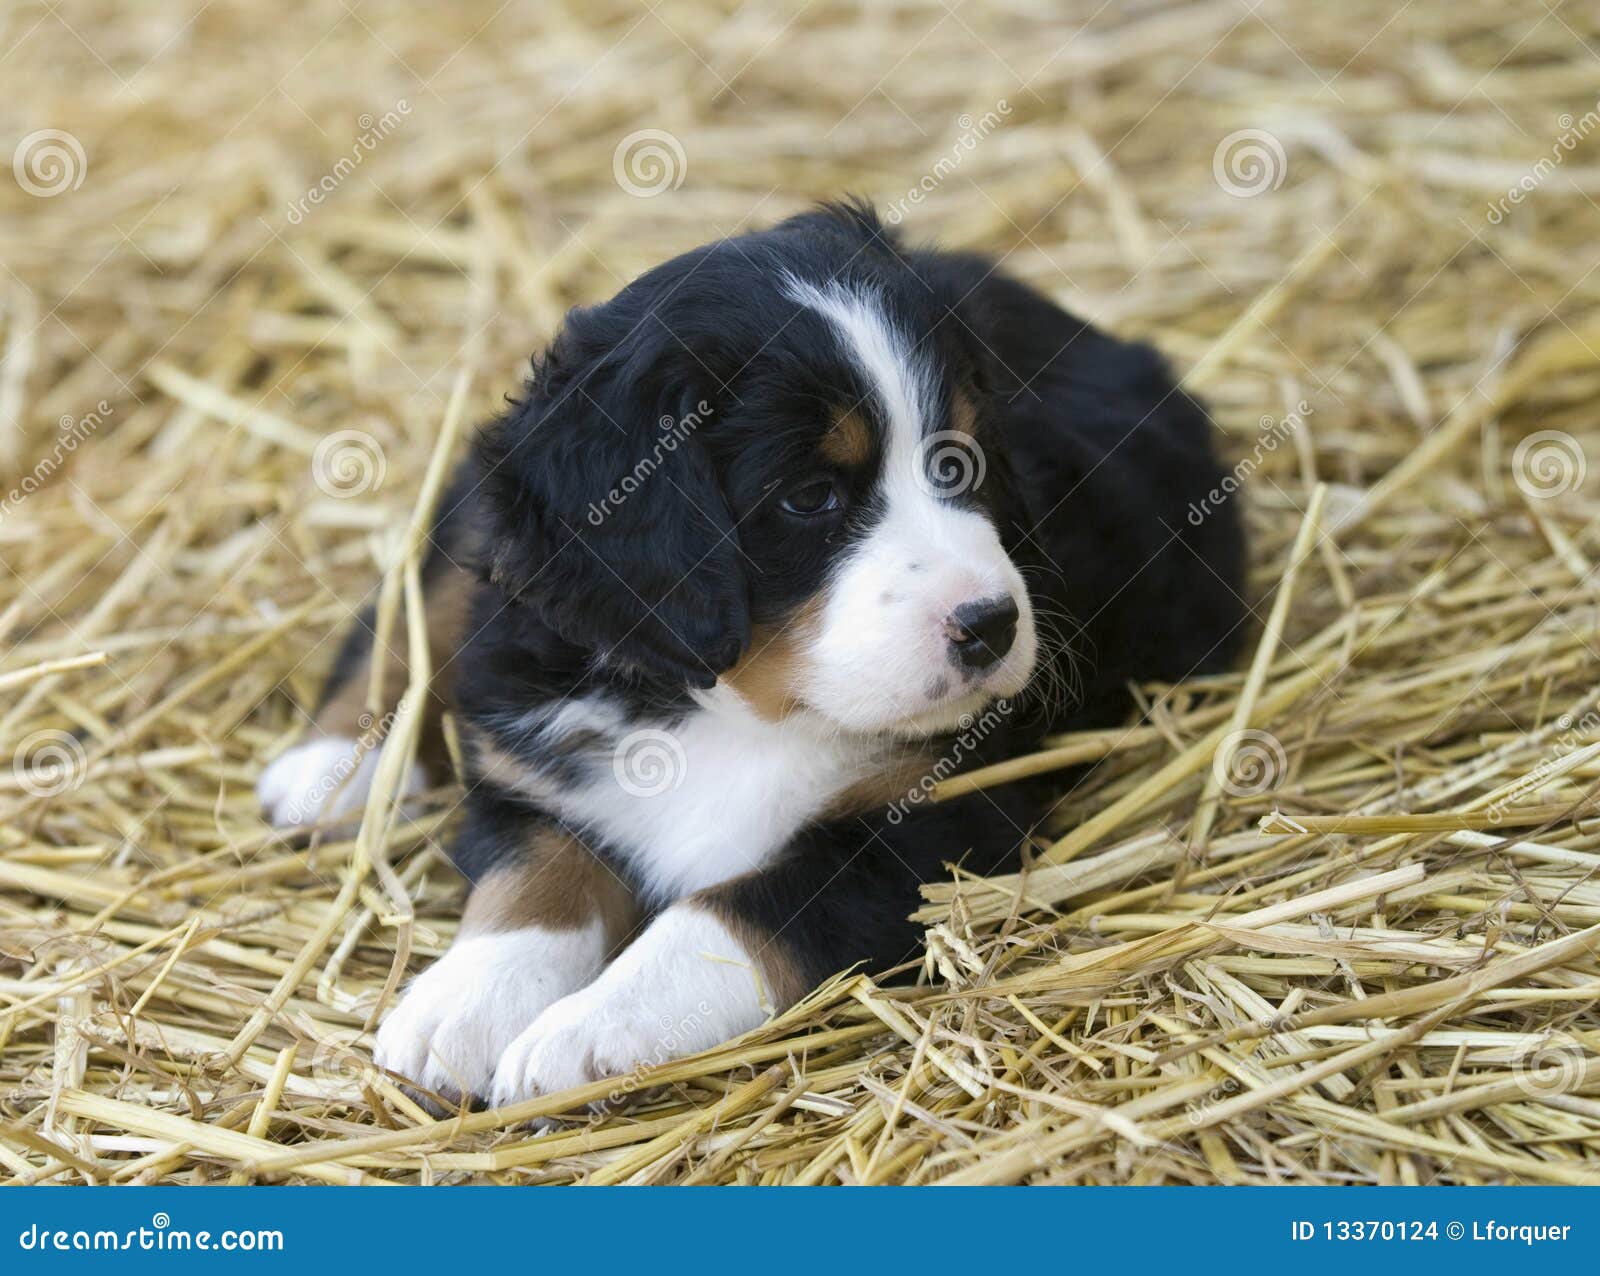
[258,201,1245,1108]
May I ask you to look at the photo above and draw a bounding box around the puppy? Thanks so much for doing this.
[258,202,1245,1107]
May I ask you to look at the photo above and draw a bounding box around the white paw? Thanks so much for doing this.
[257,736,425,827]
[374,925,608,1104]
[489,984,668,1106]
[490,907,770,1107]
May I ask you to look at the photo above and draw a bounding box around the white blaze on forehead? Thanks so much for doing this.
[781,273,934,461]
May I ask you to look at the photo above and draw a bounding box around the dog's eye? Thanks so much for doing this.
[779,479,842,517]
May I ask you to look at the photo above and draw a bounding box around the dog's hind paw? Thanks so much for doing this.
[256,736,425,828]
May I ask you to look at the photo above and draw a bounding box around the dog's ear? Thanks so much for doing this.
[476,294,748,690]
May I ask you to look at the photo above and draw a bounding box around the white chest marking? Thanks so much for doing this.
[540,687,873,906]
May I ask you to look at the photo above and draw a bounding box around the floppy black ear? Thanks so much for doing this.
[476,297,748,690]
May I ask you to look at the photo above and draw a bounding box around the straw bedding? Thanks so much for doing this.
[3,0,1600,1185]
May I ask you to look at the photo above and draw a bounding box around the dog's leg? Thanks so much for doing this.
[488,805,1003,1104]
[258,472,479,827]
[489,896,778,1106]
[375,805,639,1107]
[490,789,1036,1104]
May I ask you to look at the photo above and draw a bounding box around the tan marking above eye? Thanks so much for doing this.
[819,407,872,467]
[949,386,979,440]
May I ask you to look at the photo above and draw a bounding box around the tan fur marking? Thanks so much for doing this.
[820,407,872,467]
[949,385,980,441]
[720,597,823,721]
[463,827,639,942]
[459,723,566,808]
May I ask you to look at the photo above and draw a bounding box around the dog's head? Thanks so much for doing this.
[477,202,1037,737]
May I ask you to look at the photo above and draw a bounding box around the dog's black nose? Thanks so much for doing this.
[944,595,1019,670]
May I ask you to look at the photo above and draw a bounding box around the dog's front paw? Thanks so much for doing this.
[257,736,426,828]
[489,985,657,1106]
[374,927,607,1107]
[489,907,771,1107]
